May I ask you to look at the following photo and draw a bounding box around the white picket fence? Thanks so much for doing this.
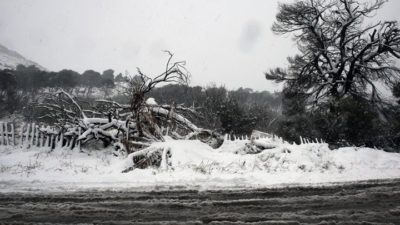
[224,130,325,145]
[0,122,81,150]
[299,136,325,144]
[224,134,251,142]
[224,130,283,142]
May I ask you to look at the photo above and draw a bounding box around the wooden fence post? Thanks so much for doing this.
[35,126,39,147]
[67,137,72,149]
[10,123,15,146]
[24,124,30,148]
[77,127,81,150]
[0,122,3,146]
[30,123,35,147]
[40,127,45,148]
[19,124,24,146]
[49,134,54,149]
[57,132,64,149]
[45,133,49,148]
[4,123,8,146]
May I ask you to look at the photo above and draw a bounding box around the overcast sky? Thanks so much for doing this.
[0,0,399,91]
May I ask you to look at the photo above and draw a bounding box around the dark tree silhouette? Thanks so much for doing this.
[0,69,19,114]
[266,0,400,108]
[82,70,103,87]
[54,69,80,88]
[102,69,115,87]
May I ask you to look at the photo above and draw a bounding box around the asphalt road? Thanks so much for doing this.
[0,179,399,224]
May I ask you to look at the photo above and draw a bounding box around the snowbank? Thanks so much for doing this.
[0,138,400,192]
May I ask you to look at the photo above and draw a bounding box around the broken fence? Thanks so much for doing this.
[0,122,81,150]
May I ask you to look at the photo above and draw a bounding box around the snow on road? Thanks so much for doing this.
[0,138,399,192]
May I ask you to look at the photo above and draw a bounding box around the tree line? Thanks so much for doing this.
[0,64,123,115]
[2,64,120,92]
[147,84,282,136]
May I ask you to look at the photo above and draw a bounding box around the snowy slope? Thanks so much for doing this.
[0,138,400,192]
[0,43,45,70]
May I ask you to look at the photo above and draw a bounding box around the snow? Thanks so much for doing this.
[146,97,158,105]
[0,138,400,192]
[0,43,46,71]
[151,106,199,131]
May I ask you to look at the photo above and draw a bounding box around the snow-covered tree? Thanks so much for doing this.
[266,0,400,108]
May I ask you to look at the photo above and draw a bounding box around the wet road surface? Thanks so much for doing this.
[0,179,399,224]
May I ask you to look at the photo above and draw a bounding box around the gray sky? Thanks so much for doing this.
[0,0,399,91]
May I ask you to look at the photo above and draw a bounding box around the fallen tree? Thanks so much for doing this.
[34,52,223,169]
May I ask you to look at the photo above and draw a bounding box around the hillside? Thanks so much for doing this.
[0,43,45,70]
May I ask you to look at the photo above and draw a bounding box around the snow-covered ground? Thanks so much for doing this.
[0,138,399,192]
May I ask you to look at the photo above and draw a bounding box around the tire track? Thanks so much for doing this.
[0,180,399,224]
